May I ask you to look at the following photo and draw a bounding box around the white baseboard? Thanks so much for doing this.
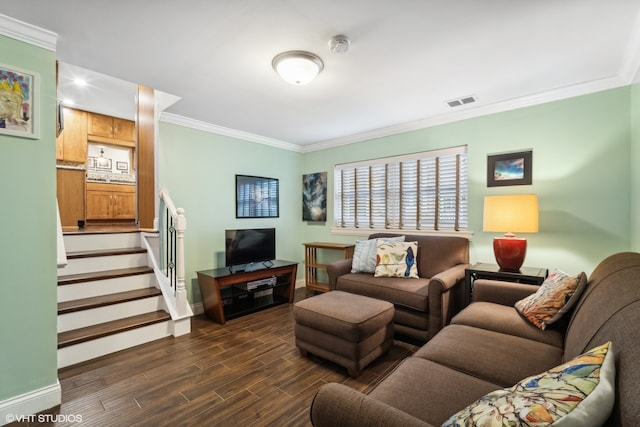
[0,381,61,426]
[171,317,191,336]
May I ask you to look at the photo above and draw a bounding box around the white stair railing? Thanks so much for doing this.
[157,188,188,317]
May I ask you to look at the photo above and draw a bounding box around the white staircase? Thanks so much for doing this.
[57,230,179,369]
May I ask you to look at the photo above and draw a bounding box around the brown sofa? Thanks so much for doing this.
[311,252,640,426]
[327,233,470,342]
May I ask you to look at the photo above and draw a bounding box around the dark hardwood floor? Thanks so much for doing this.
[19,289,418,426]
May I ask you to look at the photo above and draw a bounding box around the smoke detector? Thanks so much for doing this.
[329,35,351,54]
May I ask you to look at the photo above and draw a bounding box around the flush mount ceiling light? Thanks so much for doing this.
[272,50,324,85]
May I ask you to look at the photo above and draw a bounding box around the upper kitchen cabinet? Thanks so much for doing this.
[56,107,88,163]
[88,112,135,146]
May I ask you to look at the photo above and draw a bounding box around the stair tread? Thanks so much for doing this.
[58,287,162,314]
[66,247,147,259]
[58,311,171,349]
[58,266,153,285]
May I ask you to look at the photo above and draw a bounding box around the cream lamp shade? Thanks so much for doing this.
[272,51,324,85]
[483,194,538,271]
[483,194,538,234]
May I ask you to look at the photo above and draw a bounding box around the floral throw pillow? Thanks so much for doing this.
[515,269,587,330]
[351,236,405,273]
[374,241,419,278]
[442,341,615,427]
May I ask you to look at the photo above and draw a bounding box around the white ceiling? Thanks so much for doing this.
[2,1,640,151]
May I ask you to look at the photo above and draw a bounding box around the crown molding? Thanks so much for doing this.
[301,74,629,153]
[160,73,630,154]
[0,13,57,51]
[159,112,302,152]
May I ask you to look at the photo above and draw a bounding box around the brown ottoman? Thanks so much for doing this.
[293,290,394,377]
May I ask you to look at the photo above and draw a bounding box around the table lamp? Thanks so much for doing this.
[483,194,538,271]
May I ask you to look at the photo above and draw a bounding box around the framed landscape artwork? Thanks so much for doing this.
[487,150,532,187]
[302,172,327,222]
[0,64,39,139]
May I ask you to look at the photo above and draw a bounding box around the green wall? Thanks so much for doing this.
[159,86,633,306]
[301,87,631,276]
[158,122,303,303]
[0,36,58,402]
[631,83,640,252]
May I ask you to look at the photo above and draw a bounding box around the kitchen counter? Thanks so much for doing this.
[86,171,136,185]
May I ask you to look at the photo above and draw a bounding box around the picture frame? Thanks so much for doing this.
[0,63,39,139]
[487,150,532,187]
[236,174,279,218]
[87,157,95,169]
[116,161,129,172]
[302,172,327,222]
[95,158,112,171]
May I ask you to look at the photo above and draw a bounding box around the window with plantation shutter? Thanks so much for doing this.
[334,146,467,234]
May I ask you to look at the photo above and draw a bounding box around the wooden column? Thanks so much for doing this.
[137,85,155,229]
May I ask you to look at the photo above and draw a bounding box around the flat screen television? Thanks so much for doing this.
[225,228,276,272]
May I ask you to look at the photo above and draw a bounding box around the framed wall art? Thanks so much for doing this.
[236,174,279,218]
[487,150,532,187]
[0,64,39,139]
[95,157,112,171]
[302,171,327,222]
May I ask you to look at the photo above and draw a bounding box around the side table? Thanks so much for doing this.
[464,263,548,307]
[303,242,355,295]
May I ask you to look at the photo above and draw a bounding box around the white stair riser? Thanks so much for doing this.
[58,296,165,333]
[57,321,172,369]
[58,253,148,276]
[57,273,156,302]
[63,232,141,252]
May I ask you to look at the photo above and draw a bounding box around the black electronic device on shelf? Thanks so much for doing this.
[224,228,276,273]
[197,259,297,324]
[219,274,287,320]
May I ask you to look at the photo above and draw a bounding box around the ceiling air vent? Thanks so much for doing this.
[447,95,477,108]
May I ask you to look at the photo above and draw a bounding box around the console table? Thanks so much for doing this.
[464,263,548,307]
[303,242,355,295]
[197,260,298,324]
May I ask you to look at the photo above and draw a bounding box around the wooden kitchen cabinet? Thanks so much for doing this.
[113,118,136,142]
[56,168,86,228]
[88,112,135,146]
[87,113,112,138]
[86,182,135,220]
[86,190,112,220]
[56,108,88,163]
[112,191,135,219]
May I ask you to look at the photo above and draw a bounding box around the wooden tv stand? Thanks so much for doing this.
[197,260,298,324]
